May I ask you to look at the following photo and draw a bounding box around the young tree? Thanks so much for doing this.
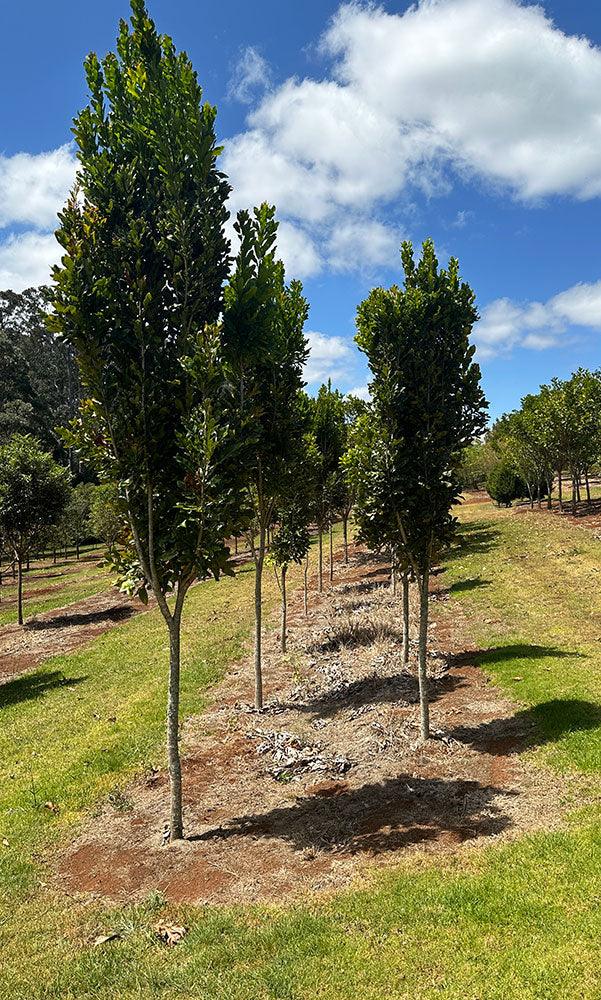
[356,240,487,740]
[270,497,311,653]
[50,1,238,841]
[0,435,70,624]
[89,483,128,549]
[223,204,309,710]
[310,382,346,589]
[63,482,96,558]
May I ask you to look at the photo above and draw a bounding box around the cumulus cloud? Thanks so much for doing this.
[228,46,271,104]
[304,330,355,385]
[474,279,601,358]
[327,218,400,272]
[0,232,61,291]
[223,0,601,275]
[0,145,76,229]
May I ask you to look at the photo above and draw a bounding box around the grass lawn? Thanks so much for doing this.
[1,510,601,999]
[0,546,111,626]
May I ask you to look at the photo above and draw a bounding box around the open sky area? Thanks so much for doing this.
[2,0,601,420]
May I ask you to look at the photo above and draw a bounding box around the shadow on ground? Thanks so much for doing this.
[0,669,86,707]
[24,606,134,631]
[195,773,515,853]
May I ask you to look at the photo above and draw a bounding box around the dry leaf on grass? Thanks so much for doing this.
[93,932,122,946]
[155,923,188,946]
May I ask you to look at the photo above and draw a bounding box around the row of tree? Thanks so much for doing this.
[22,1,486,840]
[460,368,601,511]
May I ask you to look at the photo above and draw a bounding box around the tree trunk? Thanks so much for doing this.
[402,572,410,666]
[343,516,349,565]
[329,523,334,584]
[526,483,533,509]
[417,570,430,741]
[234,534,238,555]
[167,614,183,841]
[536,482,541,510]
[53,547,57,564]
[572,476,577,515]
[585,470,591,505]
[303,554,309,616]
[318,530,323,592]
[17,556,23,626]
[281,565,287,653]
[558,470,563,511]
[254,525,266,710]
[546,477,552,510]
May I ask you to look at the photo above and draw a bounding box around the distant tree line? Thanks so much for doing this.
[460,368,601,511]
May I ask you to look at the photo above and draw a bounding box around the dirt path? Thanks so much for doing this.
[0,589,146,682]
[56,545,565,906]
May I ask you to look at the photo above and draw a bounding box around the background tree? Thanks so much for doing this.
[270,496,311,653]
[223,203,308,710]
[310,382,346,589]
[63,482,96,558]
[486,460,527,507]
[0,435,70,624]
[89,483,128,549]
[50,0,237,841]
[356,239,487,740]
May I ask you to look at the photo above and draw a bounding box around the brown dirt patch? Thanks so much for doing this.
[0,590,147,681]
[55,543,568,907]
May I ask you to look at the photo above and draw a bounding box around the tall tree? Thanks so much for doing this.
[356,239,487,740]
[223,203,308,710]
[311,382,346,589]
[0,435,70,624]
[49,0,238,841]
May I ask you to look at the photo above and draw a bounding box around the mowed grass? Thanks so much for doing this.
[0,546,111,626]
[2,513,601,998]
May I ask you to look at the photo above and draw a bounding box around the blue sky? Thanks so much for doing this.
[2,0,601,420]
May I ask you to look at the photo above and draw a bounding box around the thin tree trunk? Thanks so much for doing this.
[537,482,541,510]
[329,523,334,584]
[417,569,430,741]
[343,515,348,565]
[526,483,533,509]
[558,469,563,510]
[402,572,410,666]
[76,538,80,560]
[585,470,591,505]
[234,534,238,555]
[17,556,23,626]
[53,547,57,564]
[281,565,287,653]
[303,554,309,616]
[576,477,581,503]
[318,530,323,592]
[166,612,183,841]
[572,476,577,515]
[546,477,552,510]
[254,525,266,710]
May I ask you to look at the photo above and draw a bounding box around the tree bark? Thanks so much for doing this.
[558,469,563,511]
[417,569,430,741]
[343,516,349,565]
[546,477,552,510]
[281,565,287,653]
[303,554,309,616]
[166,613,183,840]
[17,556,23,626]
[329,523,334,584]
[402,572,410,666]
[572,476,577,515]
[585,470,591,505]
[318,530,323,592]
[254,533,265,710]
[234,534,238,555]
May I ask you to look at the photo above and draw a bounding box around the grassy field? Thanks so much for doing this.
[1,508,601,999]
[0,546,111,626]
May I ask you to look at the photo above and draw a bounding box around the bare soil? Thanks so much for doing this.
[56,545,566,906]
[0,589,146,682]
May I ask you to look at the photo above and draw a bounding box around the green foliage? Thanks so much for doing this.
[309,381,347,530]
[50,0,237,599]
[458,438,498,490]
[355,238,487,573]
[0,287,80,458]
[0,435,71,561]
[89,483,128,548]
[486,460,527,506]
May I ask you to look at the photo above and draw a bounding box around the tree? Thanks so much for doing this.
[270,496,311,653]
[63,482,96,558]
[223,203,309,710]
[486,461,527,507]
[356,239,487,740]
[310,382,346,589]
[49,0,238,841]
[89,483,128,549]
[0,435,70,623]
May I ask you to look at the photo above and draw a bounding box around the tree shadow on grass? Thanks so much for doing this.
[452,644,583,668]
[444,523,502,564]
[24,606,134,631]
[446,578,492,595]
[194,773,516,854]
[449,698,601,757]
[0,670,87,708]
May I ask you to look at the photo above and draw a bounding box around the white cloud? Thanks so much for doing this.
[304,330,355,385]
[0,231,61,291]
[474,279,601,357]
[277,222,322,279]
[327,218,400,272]
[0,145,76,229]
[347,383,371,401]
[223,0,601,277]
[228,46,271,104]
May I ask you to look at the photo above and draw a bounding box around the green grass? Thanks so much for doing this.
[2,512,601,999]
[0,547,111,625]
